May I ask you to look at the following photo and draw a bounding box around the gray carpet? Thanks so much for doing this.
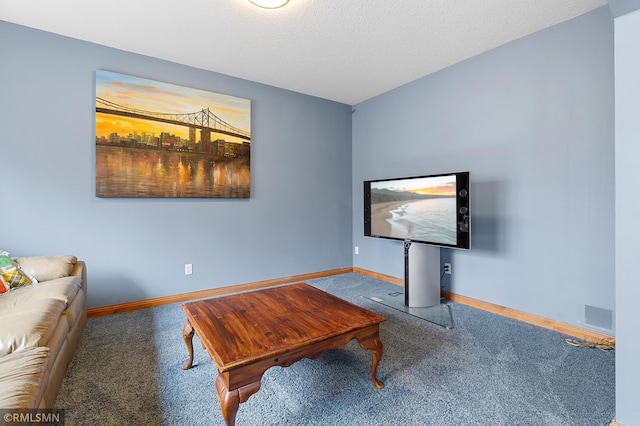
[55,273,615,425]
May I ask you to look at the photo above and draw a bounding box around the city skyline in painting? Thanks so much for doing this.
[95,70,251,198]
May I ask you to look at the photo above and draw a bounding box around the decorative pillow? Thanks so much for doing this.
[0,251,12,269]
[14,255,77,282]
[0,251,37,291]
[0,252,9,294]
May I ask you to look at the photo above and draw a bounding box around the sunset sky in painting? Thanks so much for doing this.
[372,176,456,196]
[95,70,250,143]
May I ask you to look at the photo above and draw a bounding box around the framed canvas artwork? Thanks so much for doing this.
[95,70,251,198]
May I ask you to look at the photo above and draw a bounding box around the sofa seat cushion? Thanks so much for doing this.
[0,276,81,308]
[0,346,50,409]
[0,297,66,357]
[0,277,82,357]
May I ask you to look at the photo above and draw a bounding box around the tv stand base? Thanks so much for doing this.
[366,241,452,329]
[365,294,453,329]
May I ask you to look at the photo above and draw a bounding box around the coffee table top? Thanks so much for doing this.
[182,283,386,371]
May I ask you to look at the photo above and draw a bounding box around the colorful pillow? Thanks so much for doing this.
[0,251,13,270]
[0,251,10,294]
[0,251,37,292]
[1,268,34,288]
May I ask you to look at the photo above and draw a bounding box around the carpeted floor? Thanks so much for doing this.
[55,273,615,425]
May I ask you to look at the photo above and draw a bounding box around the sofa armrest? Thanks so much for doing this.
[70,260,87,293]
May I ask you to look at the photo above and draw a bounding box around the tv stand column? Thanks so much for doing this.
[404,241,440,308]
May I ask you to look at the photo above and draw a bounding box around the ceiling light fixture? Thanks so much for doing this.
[249,0,289,9]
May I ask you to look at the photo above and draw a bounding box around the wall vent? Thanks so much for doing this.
[584,305,613,330]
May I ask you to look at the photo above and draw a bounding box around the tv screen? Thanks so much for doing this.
[364,171,470,249]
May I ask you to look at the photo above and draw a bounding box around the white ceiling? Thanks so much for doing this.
[0,0,607,105]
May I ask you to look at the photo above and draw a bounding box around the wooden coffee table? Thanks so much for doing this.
[181,283,386,426]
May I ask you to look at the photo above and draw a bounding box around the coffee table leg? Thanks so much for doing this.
[357,333,385,390]
[370,336,384,389]
[215,374,262,426]
[215,376,239,426]
[182,322,195,370]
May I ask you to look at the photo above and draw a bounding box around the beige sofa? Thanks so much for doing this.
[0,256,86,409]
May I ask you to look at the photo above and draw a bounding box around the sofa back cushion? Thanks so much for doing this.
[15,256,77,282]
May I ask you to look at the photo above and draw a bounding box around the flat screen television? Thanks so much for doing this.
[364,171,470,249]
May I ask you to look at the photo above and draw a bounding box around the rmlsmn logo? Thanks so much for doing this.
[1,409,65,425]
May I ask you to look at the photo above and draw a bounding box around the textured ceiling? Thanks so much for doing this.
[0,0,607,105]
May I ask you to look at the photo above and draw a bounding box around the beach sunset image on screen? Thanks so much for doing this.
[369,175,458,245]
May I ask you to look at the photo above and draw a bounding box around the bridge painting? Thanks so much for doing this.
[95,70,251,198]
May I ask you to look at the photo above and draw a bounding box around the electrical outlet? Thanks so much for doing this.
[355,246,359,255]
[185,263,193,275]
[444,263,451,275]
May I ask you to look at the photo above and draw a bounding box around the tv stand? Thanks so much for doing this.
[404,241,441,308]
[365,241,453,328]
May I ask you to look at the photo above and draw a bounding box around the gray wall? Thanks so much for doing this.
[614,6,640,425]
[0,20,353,308]
[352,7,615,333]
